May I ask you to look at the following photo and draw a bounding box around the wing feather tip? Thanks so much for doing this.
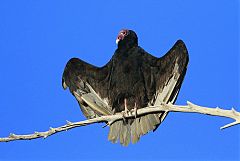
[62,80,68,90]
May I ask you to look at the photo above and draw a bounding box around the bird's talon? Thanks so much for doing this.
[121,98,130,123]
[121,111,127,123]
[160,102,167,106]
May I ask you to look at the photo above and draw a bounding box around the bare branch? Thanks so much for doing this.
[0,101,239,142]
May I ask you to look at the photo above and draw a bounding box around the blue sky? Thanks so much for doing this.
[0,0,239,160]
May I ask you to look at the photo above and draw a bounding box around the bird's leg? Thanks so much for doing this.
[133,102,138,118]
[124,98,128,114]
[121,98,129,123]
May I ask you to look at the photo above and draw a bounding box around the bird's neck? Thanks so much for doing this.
[115,45,134,55]
[117,43,138,53]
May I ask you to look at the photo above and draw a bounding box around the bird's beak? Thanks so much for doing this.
[116,32,124,44]
[116,38,120,44]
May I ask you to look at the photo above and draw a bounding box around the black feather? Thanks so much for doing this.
[62,30,189,145]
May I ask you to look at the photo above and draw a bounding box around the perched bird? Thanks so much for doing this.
[62,29,189,146]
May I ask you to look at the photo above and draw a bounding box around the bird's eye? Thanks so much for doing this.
[122,31,126,35]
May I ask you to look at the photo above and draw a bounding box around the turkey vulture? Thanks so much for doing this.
[62,29,189,146]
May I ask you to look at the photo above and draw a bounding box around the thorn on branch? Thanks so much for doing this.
[186,101,194,108]
[9,133,16,138]
[66,120,72,125]
[231,107,238,115]
[49,127,55,132]
[34,131,39,135]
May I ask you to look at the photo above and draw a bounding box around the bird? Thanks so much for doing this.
[62,29,189,146]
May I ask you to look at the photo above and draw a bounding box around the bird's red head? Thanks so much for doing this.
[116,29,129,44]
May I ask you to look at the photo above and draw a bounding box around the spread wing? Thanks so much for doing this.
[62,58,113,119]
[142,40,189,129]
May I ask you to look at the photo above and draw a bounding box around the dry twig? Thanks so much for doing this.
[0,101,239,142]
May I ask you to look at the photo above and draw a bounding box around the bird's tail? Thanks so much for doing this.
[108,113,163,146]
